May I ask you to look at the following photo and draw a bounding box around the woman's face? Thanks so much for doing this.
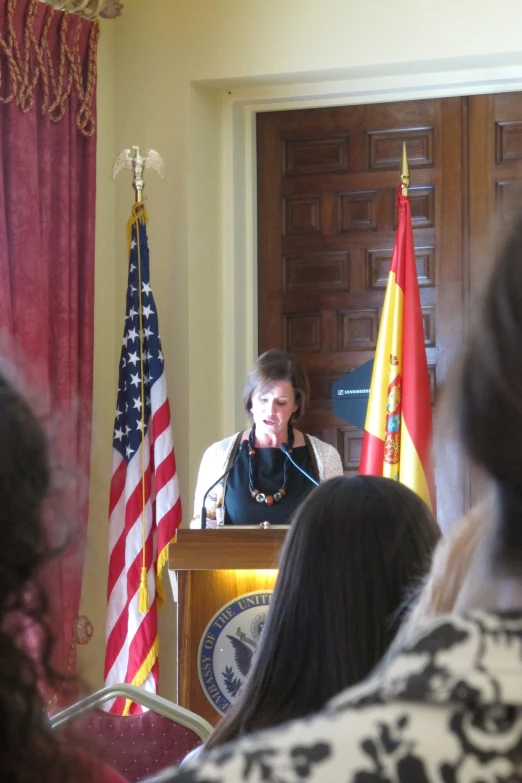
[251,380,298,440]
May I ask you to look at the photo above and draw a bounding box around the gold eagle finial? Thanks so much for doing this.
[112,146,165,201]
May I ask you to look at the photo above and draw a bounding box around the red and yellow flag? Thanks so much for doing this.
[359,185,435,510]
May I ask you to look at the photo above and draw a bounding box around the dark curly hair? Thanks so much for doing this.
[0,372,96,783]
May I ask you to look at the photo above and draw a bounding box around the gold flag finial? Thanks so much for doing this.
[400,142,410,197]
[112,146,165,203]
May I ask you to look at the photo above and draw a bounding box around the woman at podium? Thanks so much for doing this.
[191,350,343,527]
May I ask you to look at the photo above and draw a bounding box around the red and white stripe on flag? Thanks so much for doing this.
[105,375,181,715]
[104,205,182,715]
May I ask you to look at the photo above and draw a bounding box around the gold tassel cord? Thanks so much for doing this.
[0,0,99,135]
[138,565,149,614]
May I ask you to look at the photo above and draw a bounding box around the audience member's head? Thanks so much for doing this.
[384,218,522,637]
[392,497,490,648]
[454,211,522,609]
[206,474,440,749]
[0,371,96,783]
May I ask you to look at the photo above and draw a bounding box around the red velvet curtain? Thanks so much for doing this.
[0,0,97,684]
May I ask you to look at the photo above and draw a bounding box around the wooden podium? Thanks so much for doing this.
[169,528,287,725]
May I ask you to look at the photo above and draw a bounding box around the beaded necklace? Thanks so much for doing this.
[247,423,294,506]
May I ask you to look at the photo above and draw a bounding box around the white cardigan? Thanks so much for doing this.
[191,432,343,528]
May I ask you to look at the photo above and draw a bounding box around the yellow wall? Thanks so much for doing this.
[168,0,519,82]
[79,0,522,698]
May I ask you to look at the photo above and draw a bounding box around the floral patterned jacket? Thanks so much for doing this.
[145,611,522,782]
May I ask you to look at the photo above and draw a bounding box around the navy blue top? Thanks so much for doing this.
[224,445,316,525]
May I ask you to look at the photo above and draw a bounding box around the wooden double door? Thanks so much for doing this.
[257,92,522,532]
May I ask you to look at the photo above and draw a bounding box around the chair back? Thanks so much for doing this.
[51,684,213,783]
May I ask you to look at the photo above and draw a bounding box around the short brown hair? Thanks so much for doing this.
[243,349,310,421]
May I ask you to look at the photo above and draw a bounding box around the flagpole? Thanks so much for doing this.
[112,147,166,613]
[360,139,435,509]
[106,147,181,716]
[400,142,410,197]
[135,211,149,612]
[130,146,145,203]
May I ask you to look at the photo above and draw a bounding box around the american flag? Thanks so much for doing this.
[104,203,182,715]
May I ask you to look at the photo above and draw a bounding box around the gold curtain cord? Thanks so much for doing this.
[38,0,122,20]
[0,0,100,136]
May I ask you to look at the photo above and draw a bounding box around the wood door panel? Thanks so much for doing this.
[282,170,437,199]
[280,283,435,312]
[258,97,465,531]
[469,92,522,292]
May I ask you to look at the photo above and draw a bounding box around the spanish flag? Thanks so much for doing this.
[359,152,435,510]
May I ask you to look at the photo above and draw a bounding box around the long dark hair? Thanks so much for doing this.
[206,475,440,749]
[0,372,95,783]
[458,210,522,576]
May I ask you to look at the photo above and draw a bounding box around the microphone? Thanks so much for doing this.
[201,441,248,529]
[280,443,319,487]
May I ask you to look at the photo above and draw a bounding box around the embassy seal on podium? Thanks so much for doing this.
[197,590,272,715]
